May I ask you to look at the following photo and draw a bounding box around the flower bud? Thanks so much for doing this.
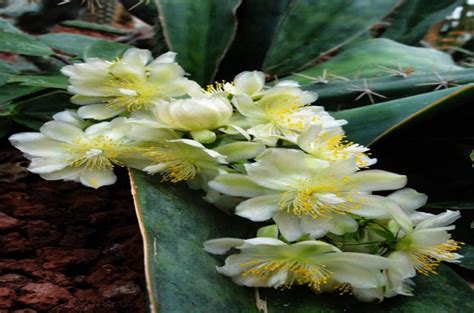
[157,96,233,132]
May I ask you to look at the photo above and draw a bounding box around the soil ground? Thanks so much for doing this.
[0,146,147,312]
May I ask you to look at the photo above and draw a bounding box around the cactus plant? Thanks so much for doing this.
[0,1,473,312]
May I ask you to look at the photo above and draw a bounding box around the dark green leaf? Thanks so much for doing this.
[0,84,43,105]
[0,59,20,74]
[0,18,23,33]
[217,0,292,80]
[286,38,462,82]
[425,202,474,210]
[38,33,101,55]
[8,75,68,89]
[130,170,474,312]
[61,20,129,35]
[82,40,131,60]
[383,0,463,45]
[458,245,474,270]
[0,73,12,86]
[263,0,399,76]
[129,170,256,313]
[0,32,53,56]
[156,0,242,85]
[332,84,474,146]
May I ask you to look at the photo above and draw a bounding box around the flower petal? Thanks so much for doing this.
[388,188,428,212]
[79,169,117,189]
[233,71,265,96]
[351,170,407,191]
[235,194,281,221]
[40,121,83,143]
[209,174,271,197]
[77,104,125,120]
[203,238,245,255]
[273,211,304,242]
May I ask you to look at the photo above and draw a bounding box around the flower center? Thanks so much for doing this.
[67,136,123,170]
[146,148,198,183]
[409,239,463,275]
[106,73,161,111]
[279,178,357,218]
[241,258,332,291]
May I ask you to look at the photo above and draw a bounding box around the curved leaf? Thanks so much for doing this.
[130,170,474,312]
[286,38,463,82]
[129,170,255,313]
[332,84,474,145]
[156,0,242,85]
[8,75,68,89]
[383,0,462,45]
[302,68,474,109]
[217,0,292,80]
[0,32,53,57]
[263,0,398,76]
[82,40,131,60]
[458,245,474,270]
[39,33,101,55]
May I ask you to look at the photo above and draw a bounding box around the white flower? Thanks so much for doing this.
[298,125,376,167]
[9,115,151,188]
[209,148,407,241]
[204,237,391,291]
[142,139,227,183]
[225,71,266,96]
[61,48,201,120]
[391,206,463,275]
[231,83,344,145]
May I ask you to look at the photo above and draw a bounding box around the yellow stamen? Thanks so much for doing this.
[105,73,161,111]
[146,148,198,183]
[67,136,123,170]
[241,259,332,291]
[411,239,463,275]
[279,178,359,218]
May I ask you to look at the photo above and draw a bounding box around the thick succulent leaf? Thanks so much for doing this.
[332,84,474,146]
[156,0,242,85]
[60,20,129,35]
[129,170,256,313]
[8,75,69,89]
[383,0,463,45]
[458,245,474,270]
[0,85,43,105]
[82,40,131,60]
[130,169,474,312]
[39,33,101,55]
[217,0,292,80]
[0,32,53,57]
[262,0,398,76]
[0,18,23,33]
[305,69,474,109]
[286,38,463,82]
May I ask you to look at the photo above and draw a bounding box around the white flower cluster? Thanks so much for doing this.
[9,48,462,302]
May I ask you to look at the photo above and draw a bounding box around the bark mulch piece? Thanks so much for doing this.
[0,146,146,313]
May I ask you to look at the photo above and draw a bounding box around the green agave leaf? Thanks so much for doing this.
[82,40,131,60]
[38,33,101,55]
[263,0,398,76]
[0,18,23,33]
[130,169,474,312]
[303,69,474,109]
[383,0,463,45]
[156,0,242,85]
[425,202,474,210]
[332,84,474,146]
[8,75,69,89]
[458,245,474,270]
[60,20,129,35]
[286,38,463,82]
[0,84,44,106]
[217,0,292,80]
[0,32,54,57]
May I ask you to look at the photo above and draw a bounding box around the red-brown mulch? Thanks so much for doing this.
[0,146,147,313]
